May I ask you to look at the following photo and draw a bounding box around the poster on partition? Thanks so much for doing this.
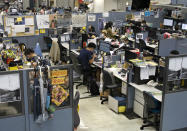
[49,14,57,28]
[98,18,105,31]
[72,14,87,27]
[36,15,50,29]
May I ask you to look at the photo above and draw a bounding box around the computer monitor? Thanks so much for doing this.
[163,19,173,27]
[99,42,111,53]
[182,24,187,30]
[136,33,143,40]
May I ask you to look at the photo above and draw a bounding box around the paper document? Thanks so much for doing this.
[140,67,149,80]
[169,58,182,71]
[182,57,187,69]
[25,17,34,25]
[6,17,14,26]
[36,15,50,29]
[15,25,25,33]
[88,14,96,22]
[149,66,156,76]
[0,73,20,91]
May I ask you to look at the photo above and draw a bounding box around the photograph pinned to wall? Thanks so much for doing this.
[24,26,34,35]
[88,14,96,22]
[36,15,50,29]
[49,14,57,28]
[14,17,25,25]
[98,18,105,31]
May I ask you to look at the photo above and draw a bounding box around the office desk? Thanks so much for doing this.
[129,83,162,102]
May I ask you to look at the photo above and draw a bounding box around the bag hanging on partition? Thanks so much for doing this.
[33,77,42,121]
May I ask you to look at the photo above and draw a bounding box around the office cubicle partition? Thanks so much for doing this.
[0,65,74,131]
[158,38,187,57]
[0,71,26,131]
[160,55,187,131]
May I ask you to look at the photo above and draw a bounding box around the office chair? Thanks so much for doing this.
[140,91,161,130]
[74,91,80,129]
[139,39,147,52]
[101,70,120,104]
[70,53,84,89]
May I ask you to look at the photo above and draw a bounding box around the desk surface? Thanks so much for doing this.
[129,83,162,102]
[70,48,162,102]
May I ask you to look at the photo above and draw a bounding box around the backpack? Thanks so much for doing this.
[89,79,100,96]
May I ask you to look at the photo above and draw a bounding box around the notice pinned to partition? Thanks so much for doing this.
[72,14,87,27]
[102,12,109,17]
[36,15,50,29]
[25,17,34,25]
[88,14,96,22]
[40,29,46,34]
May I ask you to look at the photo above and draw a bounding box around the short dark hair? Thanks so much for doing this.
[25,48,34,56]
[12,39,19,44]
[87,42,96,49]
[170,50,179,55]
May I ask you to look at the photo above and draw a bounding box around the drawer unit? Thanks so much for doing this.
[133,100,144,118]
[135,89,143,98]
[135,93,145,105]
[109,95,120,113]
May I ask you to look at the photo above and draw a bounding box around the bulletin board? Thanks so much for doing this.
[4,16,35,37]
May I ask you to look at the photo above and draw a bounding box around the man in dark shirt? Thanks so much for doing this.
[78,42,96,71]
[78,43,97,86]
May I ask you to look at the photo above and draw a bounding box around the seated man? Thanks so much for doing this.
[78,43,100,95]
[78,42,96,71]
[25,48,50,67]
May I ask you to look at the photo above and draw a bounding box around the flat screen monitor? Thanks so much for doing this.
[99,42,111,53]
[163,19,173,27]
[182,24,187,30]
[131,0,150,11]
[136,33,143,40]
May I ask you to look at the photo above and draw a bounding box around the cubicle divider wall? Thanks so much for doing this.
[158,38,187,57]
[0,71,26,131]
[160,55,187,131]
[0,65,74,131]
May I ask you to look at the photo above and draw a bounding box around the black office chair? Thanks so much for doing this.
[139,39,147,52]
[73,91,80,129]
[70,53,84,89]
[140,91,161,130]
[101,70,120,104]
